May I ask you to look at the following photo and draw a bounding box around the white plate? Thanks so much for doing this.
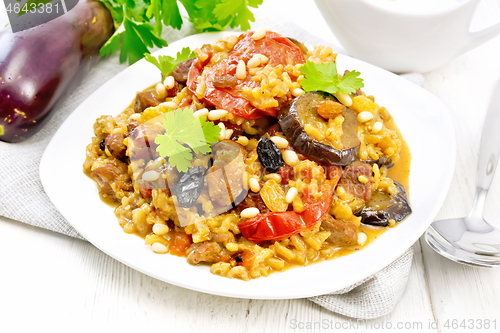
[40,32,456,299]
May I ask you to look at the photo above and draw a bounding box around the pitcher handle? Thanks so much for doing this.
[464,1,500,53]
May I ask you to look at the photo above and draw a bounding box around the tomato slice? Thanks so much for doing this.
[187,31,306,120]
[239,179,337,243]
[168,232,192,256]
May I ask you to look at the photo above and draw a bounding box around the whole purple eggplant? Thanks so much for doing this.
[0,0,114,142]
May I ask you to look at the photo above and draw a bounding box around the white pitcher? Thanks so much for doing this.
[314,0,500,73]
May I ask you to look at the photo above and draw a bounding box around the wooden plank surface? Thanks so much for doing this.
[0,217,437,332]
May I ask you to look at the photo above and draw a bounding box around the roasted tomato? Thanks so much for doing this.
[168,232,193,256]
[187,31,305,120]
[239,179,337,243]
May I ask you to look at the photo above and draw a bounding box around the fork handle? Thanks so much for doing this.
[477,81,500,191]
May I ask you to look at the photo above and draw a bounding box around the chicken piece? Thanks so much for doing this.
[339,161,374,202]
[133,90,160,113]
[171,58,195,83]
[186,242,230,265]
[105,133,126,159]
[321,214,358,245]
[90,159,133,201]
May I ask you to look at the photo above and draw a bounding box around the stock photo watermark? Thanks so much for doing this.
[289,318,498,331]
[2,0,79,32]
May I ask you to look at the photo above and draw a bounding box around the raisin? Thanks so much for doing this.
[257,137,284,173]
[260,180,287,212]
[235,254,243,263]
[99,139,105,151]
[176,166,206,208]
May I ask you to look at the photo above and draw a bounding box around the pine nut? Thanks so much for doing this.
[241,207,260,218]
[236,60,247,80]
[249,178,261,192]
[225,129,234,139]
[142,170,160,182]
[193,108,209,118]
[152,242,168,254]
[227,35,238,48]
[226,243,239,251]
[208,109,228,120]
[129,113,141,121]
[283,150,299,166]
[357,111,374,123]
[163,76,175,89]
[153,223,169,236]
[155,83,167,99]
[252,28,267,40]
[292,88,305,97]
[257,54,268,64]
[334,91,352,107]
[270,136,288,149]
[237,136,249,146]
[217,122,226,140]
[263,173,282,183]
[286,187,298,203]
[159,101,178,110]
[372,121,383,133]
[247,55,261,68]
[357,233,368,246]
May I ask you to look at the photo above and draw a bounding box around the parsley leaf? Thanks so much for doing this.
[213,0,262,31]
[125,0,150,22]
[122,19,168,64]
[300,61,364,95]
[99,0,125,25]
[100,24,125,58]
[179,0,262,32]
[180,0,227,31]
[100,18,168,65]
[337,70,364,95]
[155,108,221,172]
[147,0,183,35]
[98,0,262,64]
[300,61,339,95]
[144,47,195,81]
[160,0,183,30]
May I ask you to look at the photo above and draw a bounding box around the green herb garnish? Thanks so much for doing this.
[98,0,263,65]
[155,108,221,172]
[300,61,364,95]
[144,47,195,81]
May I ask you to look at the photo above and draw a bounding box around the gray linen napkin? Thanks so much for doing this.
[0,14,418,318]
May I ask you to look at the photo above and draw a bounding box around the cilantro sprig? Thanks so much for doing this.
[155,108,221,172]
[144,47,195,81]
[98,0,263,65]
[300,61,364,95]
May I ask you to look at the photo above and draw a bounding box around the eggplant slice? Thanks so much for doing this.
[357,182,412,227]
[279,92,360,166]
